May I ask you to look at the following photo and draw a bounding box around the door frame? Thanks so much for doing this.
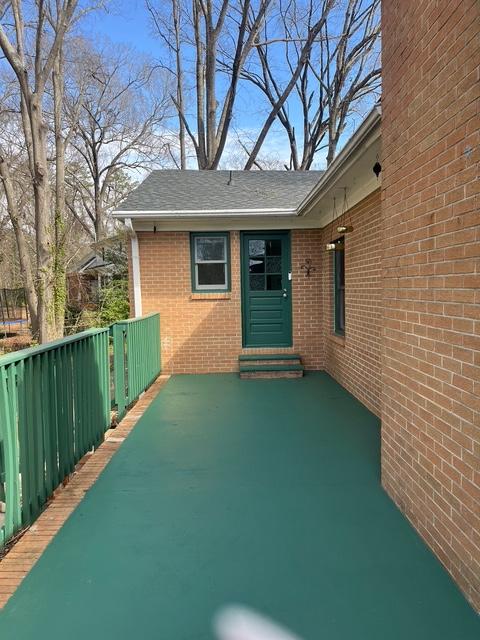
[240,230,293,348]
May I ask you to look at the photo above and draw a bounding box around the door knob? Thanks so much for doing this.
[283,289,288,298]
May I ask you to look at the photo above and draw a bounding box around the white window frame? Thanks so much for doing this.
[192,234,229,291]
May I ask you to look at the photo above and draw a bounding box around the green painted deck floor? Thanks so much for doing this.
[1,373,479,639]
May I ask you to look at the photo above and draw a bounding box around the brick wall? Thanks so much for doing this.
[321,189,382,416]
[136,229,324,373]
[382,0,480,610]
[292,229,324,370]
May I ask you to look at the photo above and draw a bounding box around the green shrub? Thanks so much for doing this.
[64,278,129,333]
[97,279,130,326]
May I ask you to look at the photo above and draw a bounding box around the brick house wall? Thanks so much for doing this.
[381,0,480,610]
[321,189,382,417]
[133,189,382,405]
[136,229,324,373]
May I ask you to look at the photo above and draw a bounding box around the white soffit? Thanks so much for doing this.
[297,107,382,226]
[303,138,381,227]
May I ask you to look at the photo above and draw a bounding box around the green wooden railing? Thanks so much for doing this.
[0,313,161,547]
[111,313,161,420]
[0,329,110,546]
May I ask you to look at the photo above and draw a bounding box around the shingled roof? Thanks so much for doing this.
[115,170,323,214]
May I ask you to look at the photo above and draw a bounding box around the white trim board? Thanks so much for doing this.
[114,207,296,217]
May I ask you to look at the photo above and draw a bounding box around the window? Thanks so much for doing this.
[333,237,345,336]
[248,238,283,291]
[191,233,230,291]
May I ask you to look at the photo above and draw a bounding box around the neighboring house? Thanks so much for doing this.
[114,0,479,614]
[67,252,111,308]
[67,238,125,308]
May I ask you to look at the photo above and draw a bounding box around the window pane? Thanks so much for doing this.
[266,274,282,290]
[334,240,345,335]
[266,239,281,256]
[249,240,265,258]
[266,257,281,273]
[197,263,226,286]
[196,237,225,262]
[249,257,265,274]
[337,289,345,332]
[249,274,264,291]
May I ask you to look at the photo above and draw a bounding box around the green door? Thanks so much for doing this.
[241,232,292,347]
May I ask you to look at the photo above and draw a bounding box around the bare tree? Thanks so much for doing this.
[65,43,171,240]
[0,0,79,341]
[241,0,381,169]
[0,130,38,325]
[147,0,272,170]
[147,0,187,168]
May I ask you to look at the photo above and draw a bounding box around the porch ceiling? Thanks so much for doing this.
[0,373,478,639]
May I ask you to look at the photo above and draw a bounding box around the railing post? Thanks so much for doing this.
[111,323,127,420]
[0,365,22,543]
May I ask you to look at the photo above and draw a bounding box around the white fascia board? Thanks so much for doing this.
[129,214,320,232]
[113,207,296,219]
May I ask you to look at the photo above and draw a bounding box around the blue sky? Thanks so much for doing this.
[81,0,377,170]
[81,0,296,168]
[84,1,158,54]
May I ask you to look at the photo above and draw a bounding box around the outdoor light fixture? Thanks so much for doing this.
[373,161,382,178]
[326,238,344,252]
[336,224,353,234]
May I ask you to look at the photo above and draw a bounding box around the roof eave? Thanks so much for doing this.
[297,105,381,217]
[113,207,298,220]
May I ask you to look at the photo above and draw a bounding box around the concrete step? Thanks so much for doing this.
[239,363,304,380]
[244,359,301,367]
[238,353,301,362]
[240,370,304,379]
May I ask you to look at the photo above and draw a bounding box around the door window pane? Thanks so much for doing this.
[249,258,265,273]
[266,274,282,290]
[249,240,265,258]
[266,257,281,273]
[266,239,281,256]
[249,275,265,291]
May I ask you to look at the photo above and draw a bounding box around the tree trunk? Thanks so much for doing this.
[172,0,186,169]
[0,0,80,342]
[53,52,67,337]
[0,154,39,338]
[29,94,56,342]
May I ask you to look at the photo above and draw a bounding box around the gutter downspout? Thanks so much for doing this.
[125,218,142,317]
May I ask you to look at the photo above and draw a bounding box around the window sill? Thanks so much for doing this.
[190,292,231,300]
[329,333,345,347]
